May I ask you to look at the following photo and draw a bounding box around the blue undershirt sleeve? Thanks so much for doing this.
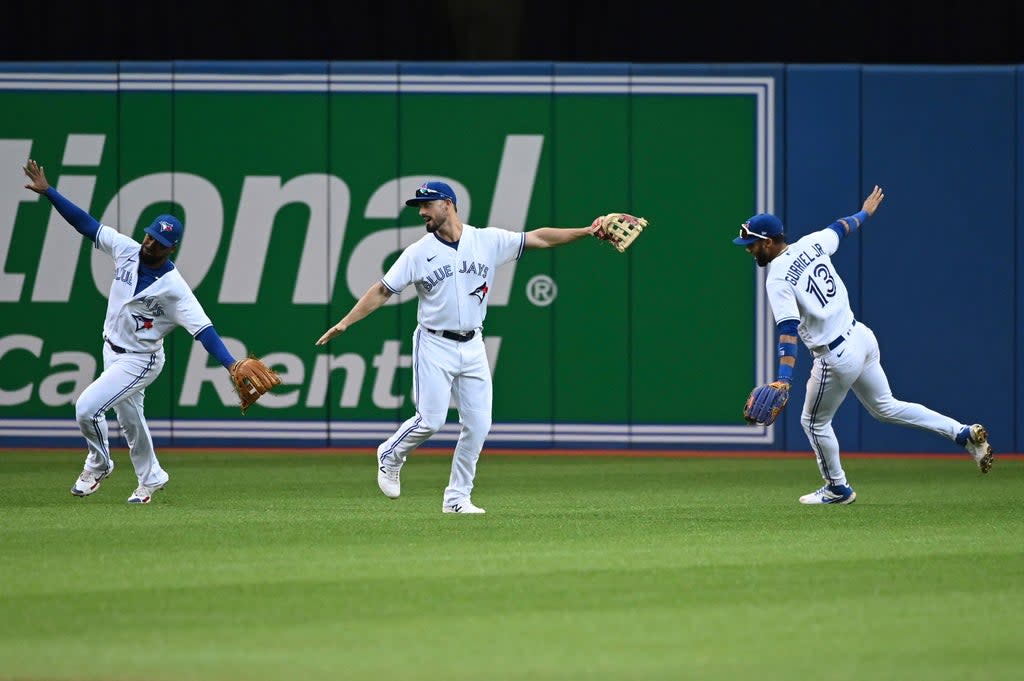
[44,187,100,241]
[777,319,799,336]
[195,326,237,369]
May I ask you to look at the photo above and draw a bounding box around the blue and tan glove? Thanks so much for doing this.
[743,381,791,426]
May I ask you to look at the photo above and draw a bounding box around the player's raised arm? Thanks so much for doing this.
[23,159,101,241]
[523,222,601,249]
[316,282,393,345]
[828,185,885,239]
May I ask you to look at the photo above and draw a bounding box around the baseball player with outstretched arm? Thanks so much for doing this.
[734,185,994,504]
[23,159,248,503]
[316,181,605,514]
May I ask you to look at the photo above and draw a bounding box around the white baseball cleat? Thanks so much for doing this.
[127,481,166,504]
[443,499,486,514]
[798,484,856,505]
[378,466,401,499]
[376,445,401,498]
[964,424,994,474]
[70,461,115,496]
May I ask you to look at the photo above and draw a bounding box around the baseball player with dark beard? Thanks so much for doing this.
[317,181,605,513]
[23,159,251,504]
[735,185,994,504]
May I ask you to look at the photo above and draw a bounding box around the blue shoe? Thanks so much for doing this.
[799,484,856,505]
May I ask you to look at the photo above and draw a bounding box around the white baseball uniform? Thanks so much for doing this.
[765,227,964,485]
[75,225,213,486]
[376,224,525,505]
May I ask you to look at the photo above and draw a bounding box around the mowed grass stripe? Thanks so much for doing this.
[1,452,1020,681]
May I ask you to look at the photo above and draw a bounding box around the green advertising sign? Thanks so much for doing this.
[0,64,777,448]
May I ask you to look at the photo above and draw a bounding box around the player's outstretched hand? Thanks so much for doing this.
[316,322,348,346]
[862,185,884,216]
[23,159,50,194]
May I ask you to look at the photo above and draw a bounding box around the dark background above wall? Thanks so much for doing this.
[2,0,1023,64]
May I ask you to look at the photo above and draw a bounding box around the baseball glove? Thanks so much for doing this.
[594,213,648,252]
[229,357,282,414]
[743,381,791,426]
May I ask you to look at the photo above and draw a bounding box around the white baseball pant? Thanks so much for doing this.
[801,322,963,486]
[377,327,492,505]
[73,342,170,487]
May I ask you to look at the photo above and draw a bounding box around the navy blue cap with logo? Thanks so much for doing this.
[732,213,784,245]
[144,214,184,247]
[405,181,458,207]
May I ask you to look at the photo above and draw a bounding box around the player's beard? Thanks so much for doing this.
[425,213,446,233]
[754,252,770,267]
[139,246,163,266]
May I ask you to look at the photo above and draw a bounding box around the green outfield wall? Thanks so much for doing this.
[0,64,775,447]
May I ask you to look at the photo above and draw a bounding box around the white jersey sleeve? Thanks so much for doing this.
[381,245,417,295]
[764,228,854,350]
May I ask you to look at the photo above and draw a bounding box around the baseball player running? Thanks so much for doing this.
[734,185,994,504]
[317,181,605,513]
[24,160,247,504]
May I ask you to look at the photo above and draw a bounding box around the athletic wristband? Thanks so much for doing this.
[776,364,794,383]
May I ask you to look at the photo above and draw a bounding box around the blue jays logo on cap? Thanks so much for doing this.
[143,214,184,247]
[732,213,784,245]
[405,181,457,207]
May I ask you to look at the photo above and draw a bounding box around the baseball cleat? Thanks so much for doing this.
[127,481,166,504]
[965,424,994,474]
[376,444,401,498]
[378,466,401,498]
[70,461,114,496]
[443,499,486,514]
[799,484,856,505]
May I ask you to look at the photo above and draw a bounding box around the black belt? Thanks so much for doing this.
[427,328,475,342]
[106,339,150,354]
[826,320,857,351]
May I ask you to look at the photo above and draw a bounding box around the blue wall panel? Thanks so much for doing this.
[782,65,863,455]
[857,66,1016,452]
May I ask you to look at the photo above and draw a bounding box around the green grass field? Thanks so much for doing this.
[1,450,1021,681]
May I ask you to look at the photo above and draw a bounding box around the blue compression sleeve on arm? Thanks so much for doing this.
[776,319,799,383]
[777,319,799,336]
[196,326,237,369]
[827,209,869,240]
[44,187,100,241]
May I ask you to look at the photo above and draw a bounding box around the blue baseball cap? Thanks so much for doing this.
[144,214,184,247]
[405,181,457,207]
[732,213,784,245]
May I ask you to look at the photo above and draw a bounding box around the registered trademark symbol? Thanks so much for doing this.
[526,274,557,307]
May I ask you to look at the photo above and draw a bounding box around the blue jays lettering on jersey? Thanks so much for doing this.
[422,264,454,293]
[381,225,524,332]
[459,260,489,278]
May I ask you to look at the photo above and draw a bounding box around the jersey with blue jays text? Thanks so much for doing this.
[96,225,213,352]
[765,227,855,349]
[381,224,525,331]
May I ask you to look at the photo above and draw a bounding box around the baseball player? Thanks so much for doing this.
[734,185,994,504]
[316,181,605,513]
[23,159,244,504]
